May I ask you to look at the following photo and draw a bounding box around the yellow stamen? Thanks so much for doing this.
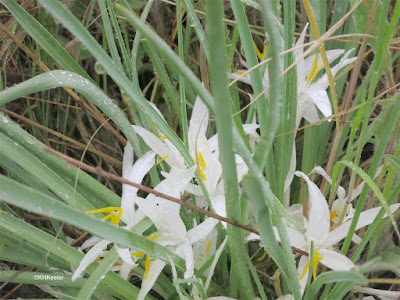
[160,136,167,140]
[95,258,120,267]
[306,55,324,85]
[299,248,323,280]
[86,207,122,226]
[205,239,212,256]
[199,169,207,181]
[148,232,162,241]
[299,260,310,280]
[330,210,337,221]
[198,152,206,171]
[155,154,169,166]
[192,152,207,181]
[132,252,145,259]
[312,248,323,279]
[144,255,151,280]
[253,41,267,61]
[257,250,268,262]
[132,233,162,258]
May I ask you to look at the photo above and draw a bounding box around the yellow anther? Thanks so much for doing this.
[86,207,122,226]
[155,154,169,166]
[198,152,206,171]
[253,41,267,61]
[205,239,212,256]
[299,260,310,280]
[132,233,162,259]
[147,232,162,241]
[312,248,323,279]
[144,255,151,280]
[192,152,207,181]
[306,55,324,85]
[257,250,268,262]
[95,258,120,267]
[132,252,145,259]
[160,136,167,140]
[330,210,337,221]
[299,248,323,280]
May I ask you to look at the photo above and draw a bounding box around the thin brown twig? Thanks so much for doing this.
[43,145,309,257]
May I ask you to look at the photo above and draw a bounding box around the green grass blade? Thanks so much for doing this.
[385,154,400,176]
[0,70,142,155]
[276,0,297,201]
[0,175,186,271]
[182,0,209,61]
[230,0,267,133]
[206,0,254,298]
[253,0,283,170]
[335,160,400,239]
[0,132,95,211]
[115,3,214,113]
[1,0,91,81]
[0,113,120,207]
[308,271,367,298]
[37,0,192,165]
[97,0,123,72]
[76,246,120,300]
[242,174,288,278]
[0,211,154,300]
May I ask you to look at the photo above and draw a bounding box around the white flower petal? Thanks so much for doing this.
[355,286,400,299]
[175,238,194,279]
[193,226,217,271]
[228,70,252,86]
[284,145,296,208]
[304,49,344,75]
[277,295,295,300]
[287,203,304,222]
[205,236,228,292]
[122,142,134,179]
[197,138,222,195]
[187,217,219,244]
[294,23,309,83]
[137,167,195,246]
[327,204,400,246]
[132,125,185,169]
[121,151,156,226]
[296,93,320,125]
[297,255,309,295]
[295,171,330,245]
[312,49,356,91]
[119,261,137,281]
[245,232,261,243]
[188,97,209,153]
[284,224,308,250]
[138,259,166,300]
[211,195,227,228]
[207,133,219,153]
[72,239,111,281]
[115,245,136,266]
[80,236,103,249]
[304,88,332,118]
[318,248,354,270]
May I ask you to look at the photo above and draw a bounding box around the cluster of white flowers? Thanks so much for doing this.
[70,24,400,299]
[71,96,257,299]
